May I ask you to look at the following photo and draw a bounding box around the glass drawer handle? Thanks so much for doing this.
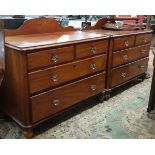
[138,65,145,69]
[52,99,60,106]
[51,75,58,82]
[124,41,129,47]
[143,38,147,43]
[141,50,146,54]
[90,64,96,70]
[121,72,127,78]
[51,55,59,62]
[90,84,96,91]
[123,54,128,60]
[90,47,97,54]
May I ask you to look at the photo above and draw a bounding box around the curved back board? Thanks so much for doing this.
[5,18,76,36]
[83,18,116,30]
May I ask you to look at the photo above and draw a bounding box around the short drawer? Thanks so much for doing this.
[135,33,152,45]
[111,58,149,87]
[76,40,108,59]
[112,44,150,67]
[29,54,107,94]
[31,72,106,123]
[27,46,74,70]
[113,36,135,51]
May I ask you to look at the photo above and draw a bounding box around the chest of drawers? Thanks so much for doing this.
[107,31,152,94]
[84,28,153,99]
[0,18,109,137]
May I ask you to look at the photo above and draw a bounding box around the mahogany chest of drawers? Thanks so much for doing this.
[106,30,152,97]
[84,28,153,98]
[0,18,109,137]
[0,18,153,137]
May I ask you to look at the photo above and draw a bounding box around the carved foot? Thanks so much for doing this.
[23,129,34,138]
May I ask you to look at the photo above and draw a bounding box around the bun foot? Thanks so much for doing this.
[96,93,105,102]
[104,93,110,101]
[23,129,34,138]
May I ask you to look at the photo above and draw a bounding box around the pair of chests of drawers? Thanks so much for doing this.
[26,39,108,122]
[111,33,152,87]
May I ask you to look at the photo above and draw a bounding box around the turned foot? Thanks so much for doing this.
[23,129,34,138]
[96,93,105,102]
[104,93,111,101]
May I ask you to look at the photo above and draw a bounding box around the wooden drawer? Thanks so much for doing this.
[135,33,152,45]
[31,72,106,123]
[76,40,108,59]
[113,36,135,51]
[111,58,149,87]
[27,46,74,70]
[29,54,106,94]
[112,44,150,67]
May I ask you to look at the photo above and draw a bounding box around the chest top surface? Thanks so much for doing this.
[84,29,153,37]
[5,31,109,51]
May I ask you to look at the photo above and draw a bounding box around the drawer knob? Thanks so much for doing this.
[124,41,129,47]
[51,75,58,82]
[52,99,60,106]
[51,55,59,62]
[90,47,97,54]
[90,64,96,70]
[141,49,146,54]
[143,38,147,43]
[138,65,145,69]
[123,54,128,60]
[121,72,127,78]
[90,84,96,91]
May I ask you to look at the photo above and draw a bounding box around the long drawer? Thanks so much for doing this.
[112,44,150,67]
[29,54,106,94]
[31,72,106,123]
[76,40,108,59]
[27,46,74,70]
[113,36,135,51]
[135,33,152,46]
[111,58,149,87]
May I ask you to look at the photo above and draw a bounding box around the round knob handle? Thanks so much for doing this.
[121,72,127,78]
[138,65,145,69]
[124,41,129,47]
[141,49,146,55]
[90,84,96,91]
[143,38,147,43]
[52,99,60,106]
[123,54,128,60]
[51,75,58,82]
[90,64,96,70]
[90,47,97,54]
[51,55,59,62]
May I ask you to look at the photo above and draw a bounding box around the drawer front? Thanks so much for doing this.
[135,33,152,45]
[113,36,135,51]
[111,58,149,87]
[76,40,108,59]
[112,44,150,67]
[27,46,74,70]
[29,54,106,94]
[31,73,106,123]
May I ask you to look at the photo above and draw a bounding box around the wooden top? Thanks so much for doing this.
[5,31,109,51]
[84,29,153,37]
